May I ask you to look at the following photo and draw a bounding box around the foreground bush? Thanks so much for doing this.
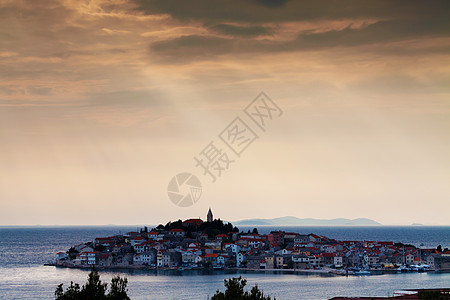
[211,276,276,300]
[55,267,130,300]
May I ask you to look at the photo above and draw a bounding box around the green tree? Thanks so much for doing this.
[108,276,130,300]
[55,281,81,300]
[55,267,130,300]
[79,267,107,299]
[211,277,275,300]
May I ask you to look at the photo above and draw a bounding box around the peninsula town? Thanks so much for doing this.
[54,210,450,275]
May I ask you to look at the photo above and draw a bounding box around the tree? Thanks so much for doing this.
[211,277,275,300]
[252,228,258,234]
[55,267,130,300]
[55,282,81,300]
[108,276,130,300]
[79,267,107,299]
[437,245,442,253]
[66,247,79,260]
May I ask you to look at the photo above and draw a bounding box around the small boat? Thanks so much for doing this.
[397,265,408,273]
[353,269,371,275]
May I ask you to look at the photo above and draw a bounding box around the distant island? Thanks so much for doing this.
[234,216,381,226]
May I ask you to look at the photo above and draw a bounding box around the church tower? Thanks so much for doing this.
[207,208,213,222]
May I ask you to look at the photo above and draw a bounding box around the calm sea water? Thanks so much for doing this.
[0,226,449,299]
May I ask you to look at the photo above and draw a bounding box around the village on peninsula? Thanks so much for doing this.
[54,209,450,275]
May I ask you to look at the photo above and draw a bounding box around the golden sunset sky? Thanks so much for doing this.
[1,0,449,225]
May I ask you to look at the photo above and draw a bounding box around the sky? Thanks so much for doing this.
[0,0,449,226]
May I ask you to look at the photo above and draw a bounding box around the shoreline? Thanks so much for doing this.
[45,263,440,276]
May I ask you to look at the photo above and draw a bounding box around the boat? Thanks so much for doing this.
[397,265,408,273]
[353,269,371,275]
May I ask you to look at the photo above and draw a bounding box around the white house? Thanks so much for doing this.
[236,252,245,267]
[87,252,99,265]
[56,252,68,260]
[224,243,240,254]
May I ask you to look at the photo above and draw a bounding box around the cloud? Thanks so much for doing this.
[133,0,450,23]
[149,17,450,62]
[208,23,273,37]
[150,35,234,61]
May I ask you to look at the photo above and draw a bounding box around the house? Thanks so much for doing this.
[224,243,240,254]
[127,231,140,238]
[79,245,94,253]
[309,254,323,267]
[322,253,336,266]
[198,233,208,243]
[183,218,203,227]
[74,253,87,265]
[275,255,284,269]
[157,251,164,267]
[275,248,292,255]
[181,250,196,265]
[294,234,309,244]
[113,244,130,254]
[292,255,310,269]
[98,253,113,266]
[140,250,157,265]
[194,255,203,264]
[134,241,154,253]
[427,254,438,269]
[203,253,219,266]
[217,255,226,265]
[56,252,68,261]
[115,253,133,266]
[368,252,381,266]
[268,231,284,245]
[205,241,221,251]
[406,253,415,265]
[236,252,245,267]
[246,256,263,269]
[216,234,228,242]
[94,237,114,248]
[133,254,142,264]
[169,229,185,238]
[162,251,181,267]
[147,232,159,240]
[308,234,323,243]
[264,255,274,269]
[321,245,337,253]
[434,255,450,271]
[129,237,146,247]
[334,255,343,267]
[87,252,99,265]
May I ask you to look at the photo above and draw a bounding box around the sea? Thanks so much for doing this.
[0,225,449,299]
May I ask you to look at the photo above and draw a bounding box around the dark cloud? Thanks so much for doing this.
[252,0,290,8]
[134,0,450,23]
[208,23,273,37]
[149,16,450,62]
[287,18,450,49]
[142,0,450,62]
[150,35,235,61]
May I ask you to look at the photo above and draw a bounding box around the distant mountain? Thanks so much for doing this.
[234,216,380,226]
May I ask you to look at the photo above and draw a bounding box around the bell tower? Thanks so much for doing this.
[207,208,213,222]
